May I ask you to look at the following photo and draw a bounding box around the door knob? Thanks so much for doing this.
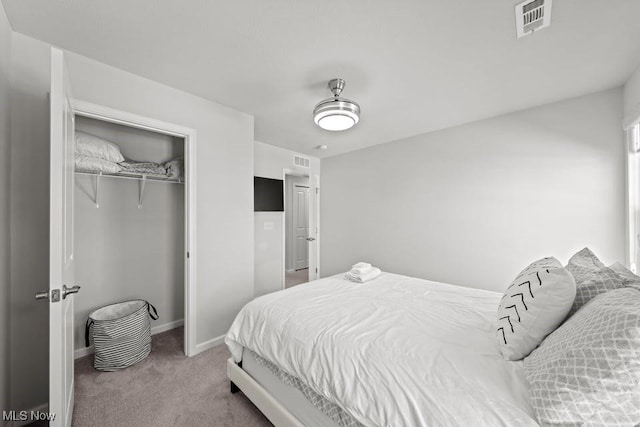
[306,237,316,241]
[35,290,49,301]
[62,284,81,299]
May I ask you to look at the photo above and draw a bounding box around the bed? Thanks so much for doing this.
[225,272,539,426]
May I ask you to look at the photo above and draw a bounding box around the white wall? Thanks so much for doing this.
[73,116,185,352]
[8,32,254,412]
[254,211,284,297]
[321,88,626,293]
[254,141,319,295]
[254,141,320,179]
[624,64,640,126]
[0,1,11,414]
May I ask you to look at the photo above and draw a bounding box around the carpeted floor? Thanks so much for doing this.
[73,327,273,427]
[285,268,308,288]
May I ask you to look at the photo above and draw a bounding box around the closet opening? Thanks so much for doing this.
[71,101,197,360]
[284,173,311,288]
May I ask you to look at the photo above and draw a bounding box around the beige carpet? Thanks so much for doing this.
[285,268,308,288]
[73,327,272,427]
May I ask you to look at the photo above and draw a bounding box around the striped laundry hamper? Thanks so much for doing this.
[85,300,159,371]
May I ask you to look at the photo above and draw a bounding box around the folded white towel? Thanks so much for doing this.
[345,267,382,283]
[352,262,371,270]
[350,266,372,275]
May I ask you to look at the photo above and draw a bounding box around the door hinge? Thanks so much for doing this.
[316,268,318,273]
[316,188,319,194]
[51,289,60,303]
[187,252,190,259]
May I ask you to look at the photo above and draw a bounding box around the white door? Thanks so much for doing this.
[48,47,78,427]
[293,185,309,270]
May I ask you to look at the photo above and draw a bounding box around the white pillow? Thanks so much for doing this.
[75,155,122,174]
[524,287,640,426]
[75,131,125,163]
[496,257,576,361]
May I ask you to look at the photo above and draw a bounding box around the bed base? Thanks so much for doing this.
[230,360,242,393]
[227,358,304,427]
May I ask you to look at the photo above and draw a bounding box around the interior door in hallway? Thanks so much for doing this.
[293,184,309,270]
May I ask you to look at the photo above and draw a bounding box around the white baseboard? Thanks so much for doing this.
[7,402,49,427]
[74,345,94,360]
[193,333,225,356]
[151,318,184,335]
[75,319,184,359]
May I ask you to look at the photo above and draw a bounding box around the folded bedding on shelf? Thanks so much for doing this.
[164,157,183,178]
[75,155,122,174]
[75,131,125,163]
[118,161,168,176]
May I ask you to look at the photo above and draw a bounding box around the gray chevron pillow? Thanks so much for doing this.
[524,287,640,426]
[496,257,576,361]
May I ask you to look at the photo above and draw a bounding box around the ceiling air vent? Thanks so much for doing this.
[294,155,310,168]
[515,0,552,38]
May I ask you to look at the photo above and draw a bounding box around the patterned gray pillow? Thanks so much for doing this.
[565,247,605,283]
[609,262,640,290]
[524,287,640,426]
[566,248,625,316]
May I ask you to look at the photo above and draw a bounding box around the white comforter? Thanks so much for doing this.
[226,273,538,427]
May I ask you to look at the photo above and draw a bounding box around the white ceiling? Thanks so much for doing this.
[3,0,640,158]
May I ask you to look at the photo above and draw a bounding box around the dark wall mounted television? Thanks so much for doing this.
[254,176,284,212]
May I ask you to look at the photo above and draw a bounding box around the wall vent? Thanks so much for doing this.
[515,0,552,38]
[294,155,310,168]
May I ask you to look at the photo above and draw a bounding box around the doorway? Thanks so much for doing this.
[72,100,197,358]
[284,174,310,288]
[46,49,198,427]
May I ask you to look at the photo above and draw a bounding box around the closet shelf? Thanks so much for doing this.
[75,170,183,209]
[75,170,184,184]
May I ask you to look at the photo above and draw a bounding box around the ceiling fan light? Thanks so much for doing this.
[317,114,356,131]
[313,97,360,131]
[312,79,361,131]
